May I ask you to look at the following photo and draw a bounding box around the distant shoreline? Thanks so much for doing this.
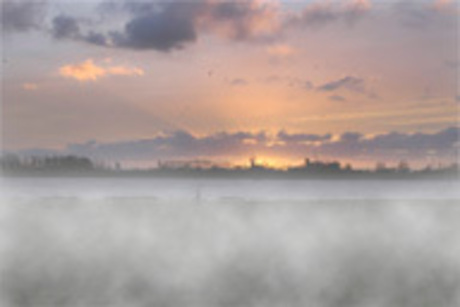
[3,154,458,181]
[2,169,459,181]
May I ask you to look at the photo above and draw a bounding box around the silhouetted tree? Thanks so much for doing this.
[397,160,410,173]
[375,162,387,172]
[0,154,22,171]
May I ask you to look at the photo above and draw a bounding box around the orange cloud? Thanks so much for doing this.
[22,83,39,90]
[59,59,105,81]
[107,66,144,76]
[59,59,144,81]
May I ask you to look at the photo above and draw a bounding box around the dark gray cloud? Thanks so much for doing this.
[71,0,278,52]
[14,127,460,166]
[60,130,267,161]
[96,0,367,52]
[285,0,371,29]
[366,127,459,153]
[84,31,109,46]
[1,0,47,32]
[319,126,460,161]
[340,132,363,142]
[277,131,332,143]
[31,0,456,55]
[4,0,457,55]
[110,3,200,51]
[50,14,112,46]
[52,15,80,39]
[318,76,365,93]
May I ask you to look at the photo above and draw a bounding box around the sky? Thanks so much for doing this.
[1,0,459,168]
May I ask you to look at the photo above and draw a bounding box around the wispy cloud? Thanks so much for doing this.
[318,76,365,92]
[285,0,372,29]
[329,95,347,102]
[266,44,297,57]
[106,66,144,77]
[59,59,144,82]
[229,78,249,87]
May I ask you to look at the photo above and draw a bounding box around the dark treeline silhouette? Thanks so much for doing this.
[1,154,94,175]
[1,153,459,179]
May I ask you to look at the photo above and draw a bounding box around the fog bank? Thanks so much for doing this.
[1,198,459,307]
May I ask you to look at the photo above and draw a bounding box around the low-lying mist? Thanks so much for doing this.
[1,198,460,307]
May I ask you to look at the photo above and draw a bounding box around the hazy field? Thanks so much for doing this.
[1,179,460,307]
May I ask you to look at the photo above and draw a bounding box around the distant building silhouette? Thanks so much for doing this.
[2,153,459,179]
[158,159,214,170]
[397,160,410,173]
[302,157,341,172]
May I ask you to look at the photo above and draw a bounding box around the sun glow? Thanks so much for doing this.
[248,156,299,170]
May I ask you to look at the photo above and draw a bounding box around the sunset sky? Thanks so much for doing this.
[2,0,459,168]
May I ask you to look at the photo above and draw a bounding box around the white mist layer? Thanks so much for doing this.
[1,196,459,307]
[1,178,460,200]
